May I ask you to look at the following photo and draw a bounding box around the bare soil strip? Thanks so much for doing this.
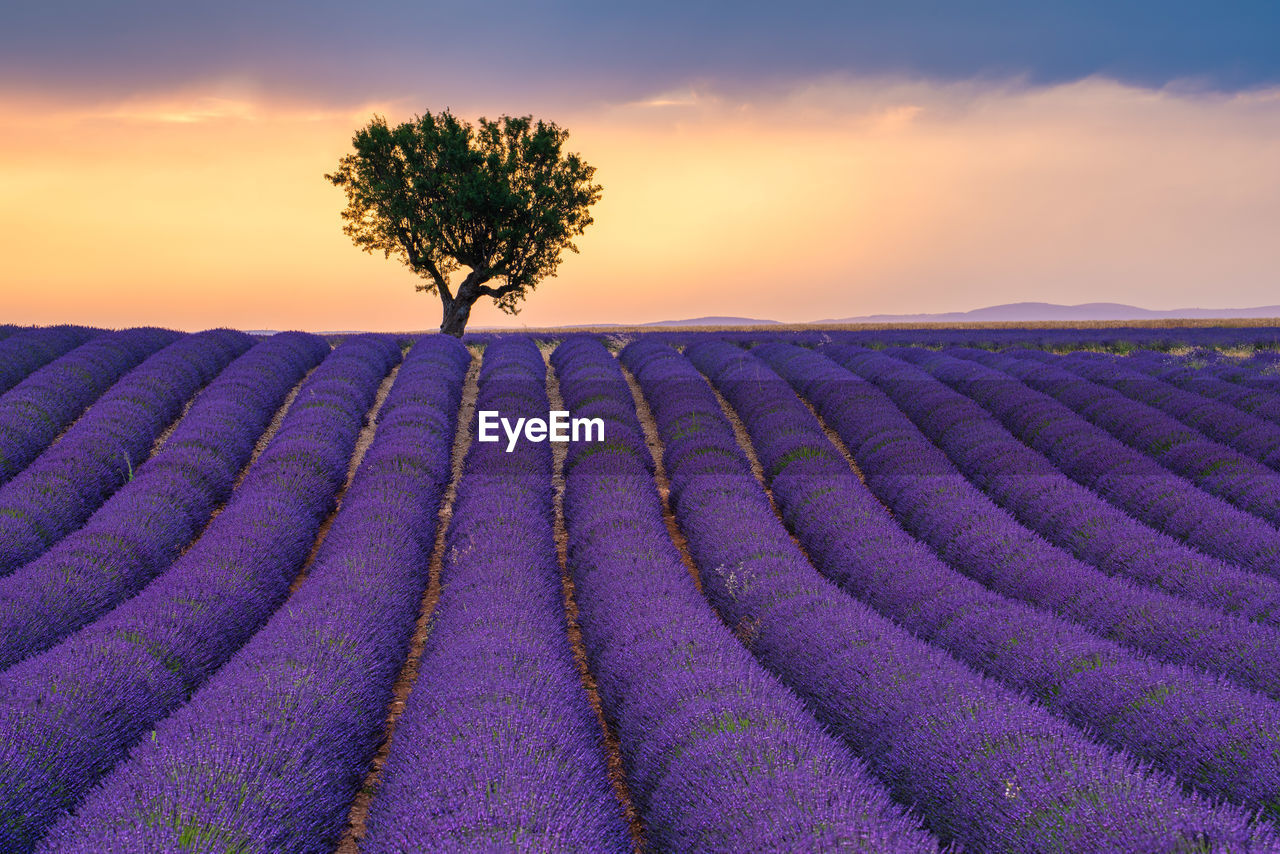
[146,390,198,460]
[619,364,703,593]
[178,364,318,553]
[286,362,401,596]
[545,352,646,852]
[337,350,481,853]
[788,386,885,498]
[700,380,811,558]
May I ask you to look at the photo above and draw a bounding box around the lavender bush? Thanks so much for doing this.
[806,343,1280,700]
[0,327,178,486]
[629,337,1280,849]
[936,345,1280,576]
[362,337,631,852]
[0,332,329,668]
[726,340,1280,822]
[0,329,252,573]
[0,334,399,851]
[859,346,1280,624]
[0,326,98,396]
[562,336,939,853]
[966,347,1280,526]
[40,336,468,853]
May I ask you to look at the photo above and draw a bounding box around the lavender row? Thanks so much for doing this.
[361,338,629,851]
[0,326,98,396]
[725,340,1280,822]
[561,336,937,853]
[923,345,1280,577]
[0,332,329,669]
[633,336,1280,850]
[814,343,1280,700]
[1041,349,1280,470]
[1213,359,1280,393]
[0,334,400,851]
[42,336,467,854]
[1123,349,1280,427]
[0,329,253,574]
[0,327,178,486]
[869,346,1280,624]
[967,347,1280,527]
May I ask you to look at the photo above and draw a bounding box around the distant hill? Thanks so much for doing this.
[821,302,1280,324]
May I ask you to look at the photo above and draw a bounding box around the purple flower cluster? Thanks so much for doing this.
[362,337,630,852]
[1125,349,1280,426]
[810,343,1280,700]
[0,332,330,669]
[1209,358,1280,394]
[963,347,1280,526]
[40,335,468,854]
[0,329,253,574]
[730,340,1280,823]
[0,334,399,851]
[0,326,98,396]
[0,327,179,486]
[1043,349,1280,469]
[860,346,1280,624]
[937,346,1280,576]
[566,336,940,853]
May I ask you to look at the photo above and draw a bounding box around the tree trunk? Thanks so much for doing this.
[438,269,488,338]
[440,297,472,338]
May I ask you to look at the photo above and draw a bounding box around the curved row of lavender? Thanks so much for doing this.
[561,336,937,853]
[0,334,399,851]
[815,343,1280,701]
[1041,349,1280,469]
[0,326,98,396]
[908,346,1280,582]
[633,336,1279,849]
[863,346,1280,624]
[361,338,631,851]
[41,336,468,853]
[0,332,330,669]
[961,347,1280,528]
[0,329,253,575]
[731,341,1280,824]
[0,327,178,486]
[1124,349,1280,427]
[1203,356,1280,394]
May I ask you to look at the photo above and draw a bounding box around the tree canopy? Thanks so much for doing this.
[326,110,601,336]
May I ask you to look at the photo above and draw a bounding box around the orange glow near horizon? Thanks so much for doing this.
[2,79,1280,331]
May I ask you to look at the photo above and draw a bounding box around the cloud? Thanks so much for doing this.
[2,75,1278,329]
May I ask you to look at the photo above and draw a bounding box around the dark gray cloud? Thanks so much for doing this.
[4,1,1279,103]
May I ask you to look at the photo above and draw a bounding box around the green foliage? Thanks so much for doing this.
[326,110,601,332]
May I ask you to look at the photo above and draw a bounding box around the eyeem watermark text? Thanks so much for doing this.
[478,410,605,452]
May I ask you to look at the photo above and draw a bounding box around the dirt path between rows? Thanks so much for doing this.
[176,363,319,556]
[699,378,809,554]
[337,349,480,853]
[544,351,646,852]
[287,361,402,596]
[619,364,703,593]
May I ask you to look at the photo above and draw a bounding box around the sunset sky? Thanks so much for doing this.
[3,2,1279,331]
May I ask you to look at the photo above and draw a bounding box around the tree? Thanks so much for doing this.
[326,110,602,337]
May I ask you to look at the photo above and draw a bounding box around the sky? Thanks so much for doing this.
[2,2,1279,330]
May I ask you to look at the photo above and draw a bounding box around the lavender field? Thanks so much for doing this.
[5,324,1280,852]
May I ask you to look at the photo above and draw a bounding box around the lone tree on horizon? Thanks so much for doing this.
[327,110,601,337]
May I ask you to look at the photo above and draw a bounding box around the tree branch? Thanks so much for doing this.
[476,280,524,299]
